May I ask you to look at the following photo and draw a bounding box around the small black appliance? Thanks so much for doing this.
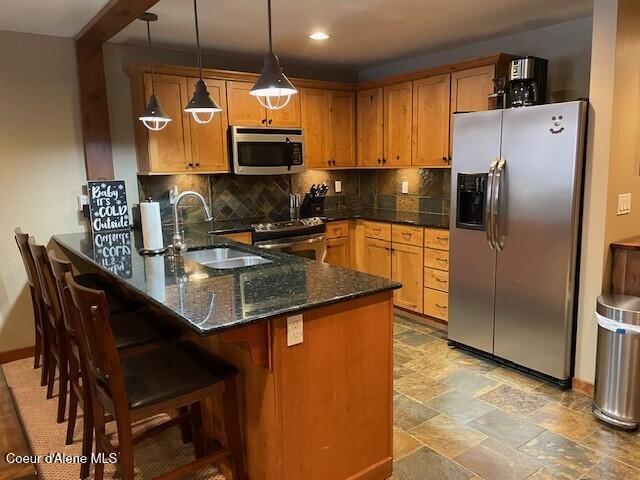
[508,56,548,107]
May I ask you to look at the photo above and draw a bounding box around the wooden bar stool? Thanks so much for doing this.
[49,251,180,479]
[66,273,247,480]
[14,228,49,386]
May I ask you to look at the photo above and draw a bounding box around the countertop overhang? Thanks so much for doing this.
[54,224,400,336]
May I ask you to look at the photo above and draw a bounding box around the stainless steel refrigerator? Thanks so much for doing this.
[448,100,587,385]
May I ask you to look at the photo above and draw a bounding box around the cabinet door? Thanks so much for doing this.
[392,243,424,313]
[301,88,331,168]
[143,73,192,172]
[357,88,384,167]
[450,65,495,153]
[267,93,302,127]
[384,82,412,167]
[363,238,392,278]
[226,81,266,126]
[326,237,351,268]
[412,74,451,167]
[187,78,229,172]
[330,91,356,167]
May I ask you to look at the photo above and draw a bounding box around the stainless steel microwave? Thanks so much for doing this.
[231,126,305,175]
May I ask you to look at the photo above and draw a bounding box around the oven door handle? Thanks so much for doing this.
[256,235,326,250]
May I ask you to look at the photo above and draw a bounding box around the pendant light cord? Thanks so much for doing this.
[146,19,156,95]
[267,0,273,54]
[194,0,203,80]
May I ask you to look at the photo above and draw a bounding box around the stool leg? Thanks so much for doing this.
[115,415,135,480]
[46,353,56,400]
[190,401,205,458]
[66,388,78,445]
[178,406,193,444]
[223,377,247,480]
[80,393,93,480]
[93,401,106,480]
[34,327,42,369]
[56,348,69,423]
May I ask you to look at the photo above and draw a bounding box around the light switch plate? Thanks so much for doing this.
[617,193,632,215]
[287,314,304,346]
[335,180,342,193]
[401,181,409,194]
[77,194,89,210]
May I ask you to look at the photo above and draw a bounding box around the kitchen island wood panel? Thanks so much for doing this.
[189,292,394,480]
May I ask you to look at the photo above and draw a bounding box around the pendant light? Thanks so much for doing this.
[139,13,172,131]
[184,0,221,124]
[250,0,297,110]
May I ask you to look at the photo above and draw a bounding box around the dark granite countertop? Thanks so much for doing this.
[53,224,400,336]
[207,209,449,235]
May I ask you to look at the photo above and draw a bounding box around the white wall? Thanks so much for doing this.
[0,31,86,353]
[359,16,593,102]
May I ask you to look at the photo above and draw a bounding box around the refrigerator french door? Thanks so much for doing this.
[448,101,587,383]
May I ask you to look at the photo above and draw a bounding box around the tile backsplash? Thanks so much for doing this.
[138,168,450,226]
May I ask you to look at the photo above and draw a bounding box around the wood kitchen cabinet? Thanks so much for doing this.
[412,74,451,167]
[301,89,356,168]
[141,73,192,173]
[392,243,424,312]
[226,80,301,127]
[363,238,392,279]
[326,237,351,268]
[383,82,412,167]
[357,88,384,167]
[186,77,229,172]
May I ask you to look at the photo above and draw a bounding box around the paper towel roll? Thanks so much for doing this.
[140,201,164,251]
[144,256,166,302]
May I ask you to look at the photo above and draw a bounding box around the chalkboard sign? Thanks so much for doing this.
[88,180,130,232]
[91,231,132,278]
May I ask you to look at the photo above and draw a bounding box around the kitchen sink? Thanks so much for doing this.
[184,247,272,269]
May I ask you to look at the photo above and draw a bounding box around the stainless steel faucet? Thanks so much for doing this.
[172,190,213,254]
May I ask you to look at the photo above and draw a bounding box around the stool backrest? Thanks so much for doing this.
[48,251,78,337]
[14,228,41,296]
[28,239,62,331]
[65,272,125,404]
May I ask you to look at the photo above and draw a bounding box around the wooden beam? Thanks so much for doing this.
[75,0,160,181]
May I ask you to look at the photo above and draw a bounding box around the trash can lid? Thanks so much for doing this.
[597,294,640,325]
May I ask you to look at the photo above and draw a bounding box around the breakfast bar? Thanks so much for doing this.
[54,224,399,480]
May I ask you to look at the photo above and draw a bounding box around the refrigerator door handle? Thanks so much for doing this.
[485,159,498,250]
[493,157,506,251]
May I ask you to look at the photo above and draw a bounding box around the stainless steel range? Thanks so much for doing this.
[252,217,326,262]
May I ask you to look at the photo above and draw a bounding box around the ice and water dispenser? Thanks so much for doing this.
[456,173,487,230]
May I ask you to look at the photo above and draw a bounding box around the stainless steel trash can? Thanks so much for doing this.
[593,294,640,429]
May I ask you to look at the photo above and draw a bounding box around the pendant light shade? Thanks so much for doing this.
[251,0,297,110]
[139,13,171,131]
[184,0,221,124]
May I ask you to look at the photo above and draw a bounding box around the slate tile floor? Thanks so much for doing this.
[391,315,640,480]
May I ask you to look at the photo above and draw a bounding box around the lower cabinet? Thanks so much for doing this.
[326,237,351,267]
[392,244,424,312]
[363,238,392,278]
[219,232,252,244]
[424,288,449,321]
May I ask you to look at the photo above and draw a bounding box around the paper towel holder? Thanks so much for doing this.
[139,197,169,256]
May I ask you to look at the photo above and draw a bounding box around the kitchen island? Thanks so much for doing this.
[54,224,400,480]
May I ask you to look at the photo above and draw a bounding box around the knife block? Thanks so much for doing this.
[300,194,325,218]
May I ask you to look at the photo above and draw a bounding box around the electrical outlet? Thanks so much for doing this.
[335,180,342,193]
[401,181,409,194]
[617,193,632,215]
[287,314,304,346]
[76,194,89,211]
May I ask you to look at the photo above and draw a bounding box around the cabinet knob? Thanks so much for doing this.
[396,155,400,160]
[377,158,382,164]
[261,118,267,124]
[268,118,273,124]
[195,162,200,167]
[442,156,447,161]
[188,162,194,168]
[382,158,387,164]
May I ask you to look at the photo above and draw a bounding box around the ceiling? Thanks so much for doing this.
[2,0,592,67]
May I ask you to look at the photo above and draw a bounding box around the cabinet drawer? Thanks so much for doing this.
[392,224,424,247]
[425,229,449,251]
[326,221,350,239]
[424,267,449,292]
[220,232,252,244]
[425,249,449,271]
[424,288,448,321]
[364,221,391,241]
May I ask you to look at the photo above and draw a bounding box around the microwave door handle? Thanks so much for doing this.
[485,159,498,250]
[285,137,292,171]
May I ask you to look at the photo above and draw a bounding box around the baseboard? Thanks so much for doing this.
[0,346,35,365]
[394,307,448,331]
[572,377,594,397]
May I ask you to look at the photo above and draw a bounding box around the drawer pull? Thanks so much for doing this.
[435,277,447,283]
[436,258,448,264]
[436,236,447,242]
[435,303,447,310]
[373,228,381,234]
[333,228,342,235]
[402,232,412,240]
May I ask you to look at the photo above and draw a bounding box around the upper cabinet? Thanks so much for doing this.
[450,65,495,114]
[302,88,356,168]
[412,74,451,167]
[226,80,301,127]
[383,81,412,167]
[357,88,384,167]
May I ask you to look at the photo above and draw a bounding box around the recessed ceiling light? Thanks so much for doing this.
[309,31,330,41]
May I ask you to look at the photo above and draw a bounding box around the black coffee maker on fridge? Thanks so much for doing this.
[508,56,548,107]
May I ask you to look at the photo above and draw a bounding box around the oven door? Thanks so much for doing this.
[232,127,305,175]
[255,233,327,262]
